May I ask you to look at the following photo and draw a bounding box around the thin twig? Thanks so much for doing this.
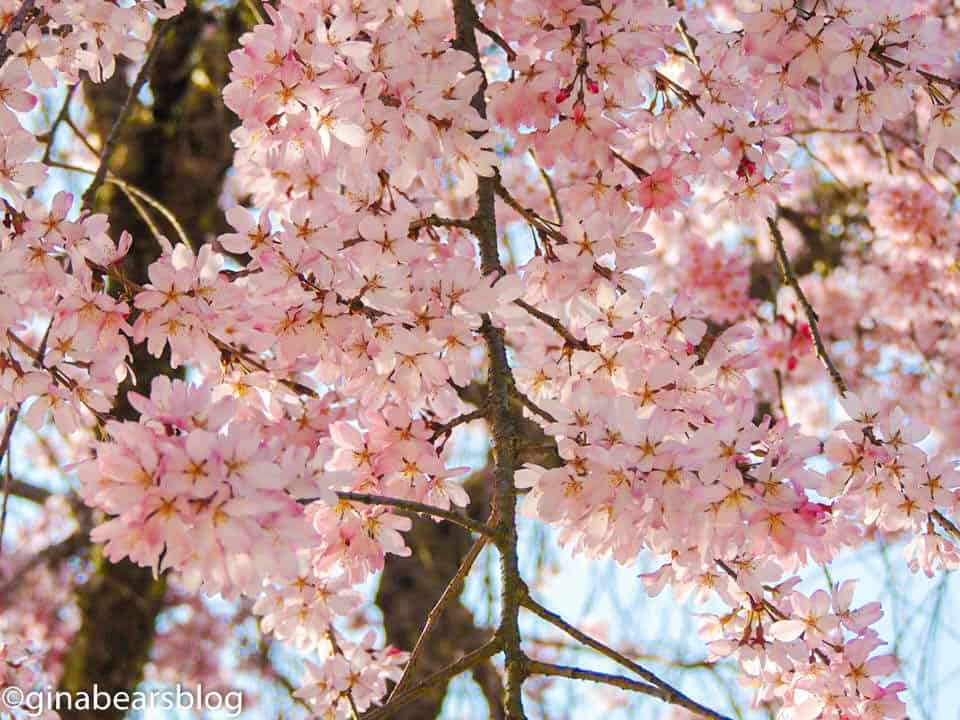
[64,113,102,158]
[611,149,650,180]
[5,331,110,424]
[869,50,960,92]
[117,176,193,248]
[654,70,705,116]
[521,592,731,720]
[39,85,79,167]
[529,148,563,224]
[767,217,848,395]
[327,627,363,720]
[242,0,265,25]
[676,16,699,65]
[0,405,20,556]
[429,408,486,442]
[298,491,499,538]
[4,478,52,504]
[526,661,665,699]
[476,21,516,61]
[510,388,557,424]
[933,510,960,543]
[82,21,172,210]
[514,299,594,351]
[388,520,495,699]
[409,215,476,233]
[362,639,502,720]
[255,632,314,712]
[494,178,565,239]
[118,183,165,244]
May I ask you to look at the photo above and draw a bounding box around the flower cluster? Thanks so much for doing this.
[3,0,960,716]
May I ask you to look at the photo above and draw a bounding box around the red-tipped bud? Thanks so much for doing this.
[555,88,571,104]
[736,156,757,180]
[586,79,599,94]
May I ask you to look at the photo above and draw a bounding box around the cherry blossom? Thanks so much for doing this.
[3,0,960,716]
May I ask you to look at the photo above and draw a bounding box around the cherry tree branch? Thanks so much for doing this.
[932,510,960,542]
[0,530,89,603]
[514,299,594,351]
[510,388,557,424]
[494,176,623,286]
[428,408,486,442]
[869,49,960,92]
[409,215,476,233]
[767,217,849,395]
[0,404,21,555]
[526,661,691,700]
[453,2,528,717]
[4,477,52,504]
[362,638,503,720]
[49,161,193,248]
[611,149,650,179]
[5,331,110,424]
[317,491,498,538]
[654,70,705,116]
[476,20,516,61]
[82,21,173,210]
[387,520,495,699]
[529,149,563,224]
[494,178,565,241]
[0,0,37,64]
[85,262,324,401]
[521,592,732,720]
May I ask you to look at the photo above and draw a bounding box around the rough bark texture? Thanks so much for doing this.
[452,1,528,716]
[58,5,245,716]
